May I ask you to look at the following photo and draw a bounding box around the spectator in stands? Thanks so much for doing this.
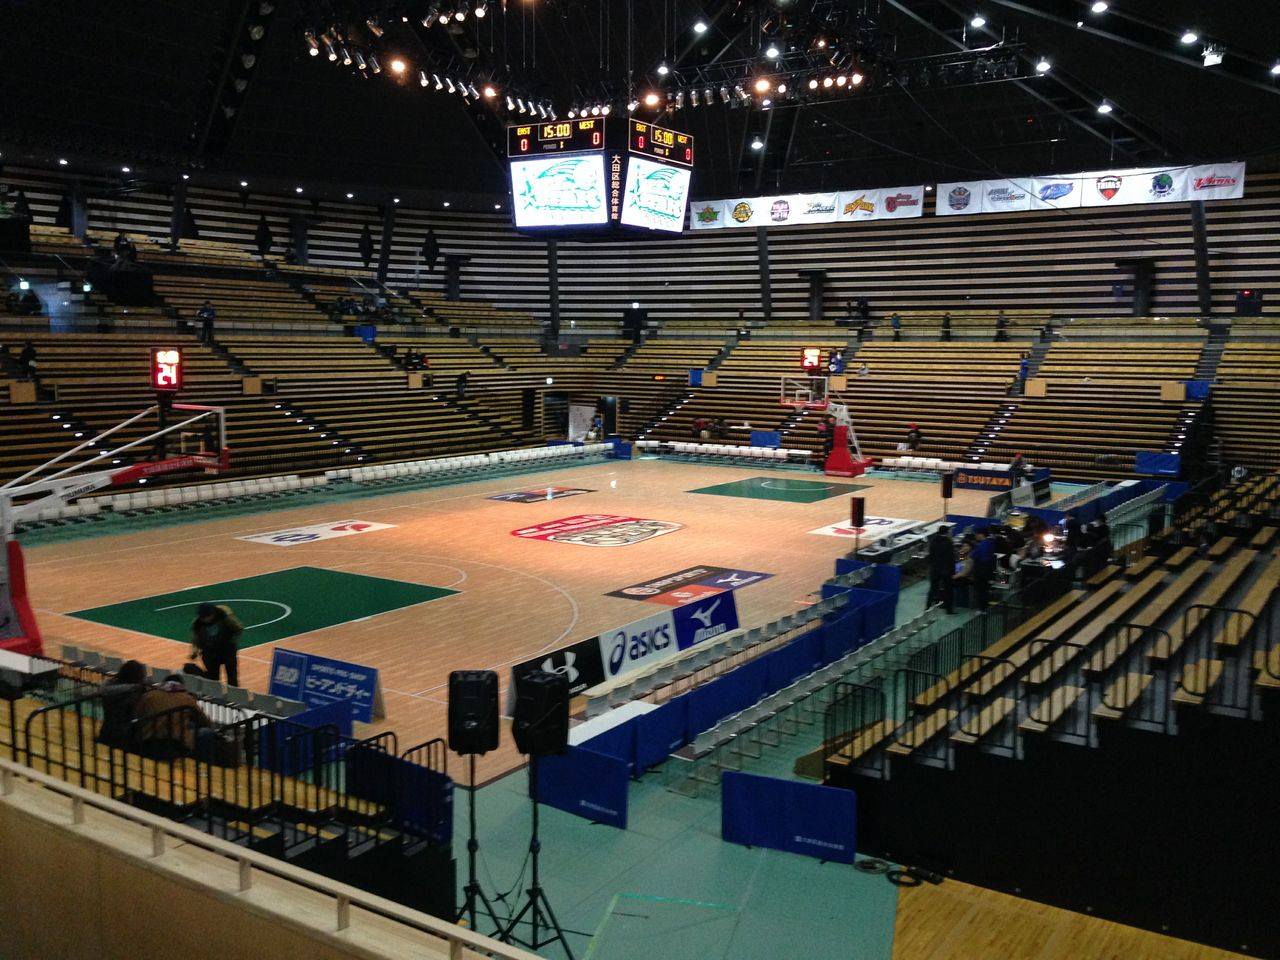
[970,528,997,607]
[927,525,956,614]
[188,602,243,686]
[1017,351,1030,388]
[857,362,870,378]
[1009,452,1027,486]
[95,660,148,748]
[941,312,952,342]
[196,300,216,344]
[1090,519,1114,570]
[905,423,923,451]
[455,370,469,400]
[995,310,1009,341]
[692,416,710,440]
[711,417,729,441]
[133,674,214,759]
[890,312,902,341]
[112,232,137,265]
[20,289,42,315]
[18,340,37,380]
[421,304,436,321]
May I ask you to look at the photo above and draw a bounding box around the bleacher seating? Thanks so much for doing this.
[1213,342,1280,469]
[153,273,331,327]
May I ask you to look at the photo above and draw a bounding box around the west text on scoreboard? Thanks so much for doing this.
[628,121,694,168]
[507,119,606,157]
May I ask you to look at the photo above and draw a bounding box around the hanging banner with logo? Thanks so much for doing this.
[1186,161,1245,201]
[1080,167,1188,207]
[936,181,983,216]
[688,200,726,230]
[695,185,927,229]
[791,193,840,224]
[837,189,880,222]
[1031,176,1083,210]
[982,179,1033,213]
[877,185,925,219]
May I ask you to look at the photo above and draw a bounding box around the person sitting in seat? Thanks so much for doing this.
[905,423,923,451]
[995,310,1009,341]
[692,416,710,441]
[941,312,952,341]
[18,340,37,380]
[710,417,729,441]
[96,660,148,748]
[890,312,902,341]
[19,289,42,315]
[132,674,214,758]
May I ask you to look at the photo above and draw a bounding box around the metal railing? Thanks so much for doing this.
[0,756,540,960]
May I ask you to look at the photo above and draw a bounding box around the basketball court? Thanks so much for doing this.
[23,456,995,780]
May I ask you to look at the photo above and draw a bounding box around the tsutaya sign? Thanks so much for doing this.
[937,161,1246,216]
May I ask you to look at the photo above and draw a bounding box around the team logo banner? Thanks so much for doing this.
[1080,167,1188,207]
[877,185,925,219]
[689,201,726,230]
[1031,177,1082,210]
[1187,162,1245,201]
[982,179,1032,213]
[696,185,928,229]
[837,189,879,222]
[239,520,394,547]
[512,514,682,547]
[596,591,740,682]
[490,487,595,503]
[607,565,773,605]
[809,516,917,540]
[935,181,983,216]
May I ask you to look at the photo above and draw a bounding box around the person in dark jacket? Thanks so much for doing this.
[905,423,923,451]
[188,603,243,686]
[95,660,148,747]
[927,525,957,614]
[970,529,997,607]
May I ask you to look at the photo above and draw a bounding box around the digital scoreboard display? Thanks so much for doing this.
[507,119,606,157]
[150,346,183,392]
[510,154,609,228]
[620,156,691,233]
[628,121,694,168]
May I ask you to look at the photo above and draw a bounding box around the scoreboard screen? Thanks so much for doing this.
[628,121,694,168]
[508,119,606,157]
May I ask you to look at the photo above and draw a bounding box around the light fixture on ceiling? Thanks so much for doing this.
[1202,44,1223,67]
[750,136,764,151]
[239,180,249,187]
[1180,30,1198,45]
[1271,62,1280,76]
[483,84,496,98]
[970,14,986,28]
[1096,99,1113,114]
[121,165,131,173]
[389,58,406,74]
[754,77,771,93]
[419,70,430,87]
[1035,56,1051,73]
[474,2,487,17]
[657,61,669,76]
[643,91,660,106]
[443,201,451,207]
[295,186,304,193]
[346,192,354,199]
[850,71,863,86]
[765,44,780,59]
[305,33,320,56]
[1090,1,1107,13]
[59,158,68,166]
[807,77,819,89]
[693,20,707,34]
[181,173,190,180]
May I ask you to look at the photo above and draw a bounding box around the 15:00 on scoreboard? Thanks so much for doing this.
[508,119,606,157]
[629,121,694,168]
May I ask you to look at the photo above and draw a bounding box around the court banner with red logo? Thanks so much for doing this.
[489,486,595,503]
[809,516,918,541]
[607,565,773,605]
[1187,162,1245,201]
[512,514,682,547]
[238,520,395,547]
[876,185,925,219]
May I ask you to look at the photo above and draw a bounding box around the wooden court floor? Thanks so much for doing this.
[26,459,992,781]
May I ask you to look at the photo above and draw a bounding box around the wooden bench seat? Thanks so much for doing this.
[1091,672,1153,720]
[951,697,1017,744]
[1020,685,1086,733]
[886,709,957,756]
[1172,660,1224,706]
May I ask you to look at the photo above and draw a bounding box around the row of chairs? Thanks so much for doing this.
[327,443,613,484]
[881,455,1022,473]
[635,439,812,462]
[585,574,873,719]
[670,607,945,795]
[61,644,306,719]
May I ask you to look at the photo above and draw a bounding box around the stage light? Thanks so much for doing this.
[433,73,444,90]
[322,37,337,60]
[1090,1,1107,11]
[850,71,863,85]
[419,69,430,86]
[657,61,669,76]
[306,33,320,56]
[341,47,352,65]
[346,192,354,198]
[365,17,384,37]
[688,90,698,107]
[506,94,515,110]
[761,98,772,107]
[354,50,367,70]
[643,92,660,106]
[719,85,730,102]
[59,158,68,166]
[1180,30,1198,45]
[239,180,249,187]
[808,77,818,89]
[121,165,131,173]
[971,14,986,28]
[754,77,771,93]
[693,20,707,34]
[455,8,467,21]
[18,279,29,290]
[765,44,780,59]
[750,136,764,150]
[483,84,496,98]
[816,38,827,49]
[446,77,456,92]
[1271,62,1280,76]
[568,107,577,117]
[1097,100,1113,113]
[822,75,834,87]
[474,2,487,17]
[369,55,382,74]
[439,12,451,24]
[776,82,787,93]
[390,58,407,74]
[835,74,847,87]
[468,82,480,98]
[601,103,611,115]
[1035,57,1051,73]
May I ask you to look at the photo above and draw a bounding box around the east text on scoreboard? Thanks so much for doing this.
[507,118,606,157]
[628,121,694,168]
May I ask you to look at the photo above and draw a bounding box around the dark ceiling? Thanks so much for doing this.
[1,1,1278,202]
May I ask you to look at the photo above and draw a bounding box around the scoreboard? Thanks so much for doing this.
[507,119,606,157]
[628,121,694,168]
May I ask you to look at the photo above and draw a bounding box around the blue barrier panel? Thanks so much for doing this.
[535,746,629,829]
[344,747,454,846]
[633,698,690,769]
[689,368,704,387]
[582,721,637,774]
[1184,379,1211,400]
[865,563,902,595]
[257,700,351,775]
[721,771,858,864]
[749,430,781,448]
[1136,451,1181,477]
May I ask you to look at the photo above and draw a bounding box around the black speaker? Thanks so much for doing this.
[941,472,955,499]
[448,670,500,755]
[512,669,570,757]
[850,496,866,527]
[1235,288,1263,316]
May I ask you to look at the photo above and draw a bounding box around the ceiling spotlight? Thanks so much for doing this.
[590,104,601,115]
[1097,99,1113,114]
[346,192,354,199]
[673,91,684,109]
[601,104,611,115]
[389,58,406,74]
[1202,44,1223,67]
[474,2,487,17]
[438,12,450,24]
[808,77,818,89]
[419,69,430,87]
[455,7,467,21]
[822,75,834,88]
[754,77,771,93]
[181,173,190,180]
[568,107,577,117]
[58,157,68,165]
[761,98,772,107]
[341,47,352,65]
[494,203,501,210]
[239,180,249,187]
[693,20,708,34]
[468,82,479,98]
[750,136,764,151]
[971,14,986,28]
[776,82,787,94]
[1271,62,1280,76]
[816,38,827,49]
[121,165,131,173]
[483,84,496,98]
[1035,56,1051,73]
[306,33,320,56]
[506,94,515,110]
[323,37,337,60]
[658,61,670,76]
[443,201,451,207]
[517,99,527,113]
[835,74,847,87]
[1180,30,1198,45]
[850,71,863,85]
[393,197,400,203]
[446,77,455,92]
[765,44,780,59]
[1090,1,1108,12]
[643,91,660,106]
[433,73,443,90]
[354,50,367,70]
[368,55,382,74]
[295,186,303,193]
[365,18,384,37]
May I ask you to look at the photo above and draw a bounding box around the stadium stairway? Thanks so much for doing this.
[1195,323,1230,380]
[822,473,1280,957]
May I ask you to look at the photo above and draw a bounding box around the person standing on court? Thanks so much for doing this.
[927,525,956,614]
[189,602,243,686]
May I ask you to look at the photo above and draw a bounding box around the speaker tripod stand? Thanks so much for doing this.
[500,756,575,959]
[457,753,503,935]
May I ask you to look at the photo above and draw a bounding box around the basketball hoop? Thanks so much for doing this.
[780,376,831,411]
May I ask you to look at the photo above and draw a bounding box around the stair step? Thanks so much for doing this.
[1020,685,1086,733]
